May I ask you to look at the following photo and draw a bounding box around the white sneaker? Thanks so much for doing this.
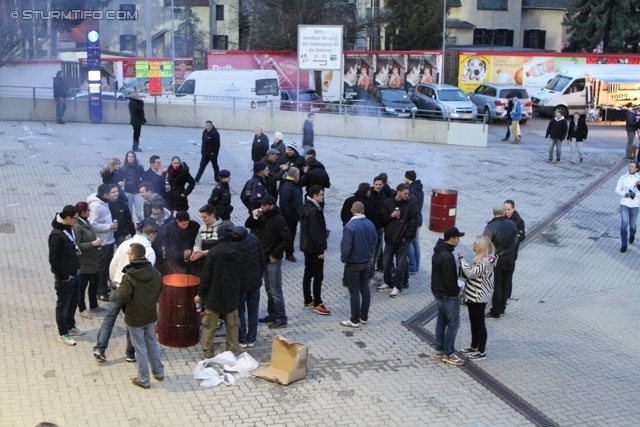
[68,327,86,336]
[390,287,401,298]
[79,310,93,320]
[58,334,76,346]
[340,320,359,328]
[377,283,391,291]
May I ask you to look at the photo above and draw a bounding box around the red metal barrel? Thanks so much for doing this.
[429,189,458,232]
[158,274,200,348]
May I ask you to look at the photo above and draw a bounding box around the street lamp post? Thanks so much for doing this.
[441,0,446,84]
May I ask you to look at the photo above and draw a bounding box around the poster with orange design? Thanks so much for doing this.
[491,56,525,86]
[458,54,492,93]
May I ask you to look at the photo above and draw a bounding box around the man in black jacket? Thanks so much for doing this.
[195,120,221,183]
[232,226,265,348]
[378,183,418,298]
[49,205,85,346]
[142,155,167,199]
[300,185,330,315]
[504,200,525,301]
[195,225,242,357]
[261,149,281,201]
[275,142,306,182]
[500,94,514,142]
[340,183,376,227]
[53,71,70,124]
[139,182,165,221]
[251,126,269,162]
[208,170,233,220]
[545,110,568,162]
[128,93,146,152]
[625,107,639,159]
[302,113,315,156]
[405,170,424,275]
[241,162,269,213]
[484,205,518,319]
[566,112,588,164]
[245,196,292,329]
[162,211,200,275]
[431,227,465,365]
[369,176,386,279]
[299,157,330,196]
[279,167,302,262]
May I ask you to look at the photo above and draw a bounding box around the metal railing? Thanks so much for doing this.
[0,85,489,128]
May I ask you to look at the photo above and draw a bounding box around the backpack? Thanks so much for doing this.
[240,179,253,208]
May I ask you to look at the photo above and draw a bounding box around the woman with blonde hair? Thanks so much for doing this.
[100,158,121,185]
[458,235,497,361]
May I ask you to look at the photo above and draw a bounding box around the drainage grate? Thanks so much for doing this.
[402,158,628,427]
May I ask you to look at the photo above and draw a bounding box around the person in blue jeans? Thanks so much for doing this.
[232,225,265,347]
[48,205,85,346]
[431,226,465,366]
[245,196,292,329]
[405,170,424,275]
[118,243,164,389]
[615,161,640,253]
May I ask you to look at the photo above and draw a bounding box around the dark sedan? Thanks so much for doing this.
[280,89,325,112]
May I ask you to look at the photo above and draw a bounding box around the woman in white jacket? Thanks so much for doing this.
[458,236,497,361]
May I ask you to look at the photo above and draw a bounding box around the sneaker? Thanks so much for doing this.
[93,350,106,362]
[154,375,165,381]
[377,283,391,292]
[434,352,444,359]
[442,354,465,365]
[79,310,93,320]
[258,316,275,323]
[268,321,288,329]
[359,319,367,324]
[58,334,76,346]
[467,351,486,361]
[368,278,378,285]
[126,356,136,363]
[500,138,509,141]
[247,342,256,348]
[389,287,401,298]
[304,301,315,308]
[238,343,248,349]
[485,313,501,320]
[133,148,143,153]
[339,320,359,328]
[621,246,627,253]
[68,327,85,336]
[547,159,553,162]
[459,347,477,355]
[132,377,150,389]
[314,303,331,315]
[89,306,106,313]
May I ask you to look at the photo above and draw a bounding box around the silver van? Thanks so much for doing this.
[469,83,532,124]
[411,83,477,120]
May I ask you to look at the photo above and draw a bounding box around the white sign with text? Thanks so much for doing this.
[298,26,343,71]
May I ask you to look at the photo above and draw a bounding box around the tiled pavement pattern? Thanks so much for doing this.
[0,117,637,426]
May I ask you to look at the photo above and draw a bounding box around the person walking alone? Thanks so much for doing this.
[53,71,70,124]
[509,96,522,144]
[195,120,220,184]
[128,92,146,152]
[615,161,640,253]
[545,110,568,162]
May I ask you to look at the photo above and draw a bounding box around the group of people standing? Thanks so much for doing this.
[431,201,525,365]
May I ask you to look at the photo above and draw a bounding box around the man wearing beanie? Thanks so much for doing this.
[404,170,424,275]
[208,170,233,220]
[241,162,270,213]
[261,148,281,203]
[275,141,306,181]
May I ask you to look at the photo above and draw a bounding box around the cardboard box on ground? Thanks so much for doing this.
[252,335,308,385]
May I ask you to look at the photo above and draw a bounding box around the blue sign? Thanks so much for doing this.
[87,30,102,122]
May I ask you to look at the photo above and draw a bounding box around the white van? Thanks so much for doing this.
[174,69,280,108]
[532,64,640,117]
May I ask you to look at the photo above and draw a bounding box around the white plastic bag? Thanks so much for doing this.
[193,351,259,387]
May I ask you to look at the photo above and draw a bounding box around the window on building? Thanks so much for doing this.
[523,29,546,49]
[473,28,514,46]
[172,8,183,19]
[216,5,224,20]
[477,0,508,10]
[119,4,136,20]
[447,36,457,46]
[212,35,228,50]
[120,35,137,51]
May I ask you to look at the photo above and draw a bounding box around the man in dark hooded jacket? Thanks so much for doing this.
[232,226,265,348]
[195,120,221,183]
[275,142,306,182]
[49,205,84,346]
[340,183,377,226]
[279,167,302,262]
[118,243,164,389]
[405,170,424,275]
[299,157,330,196]
[431,227,465,365]
[53,71,70,124]
[195,225,242,357]
[162,211,199,275]
[128,92,146,152]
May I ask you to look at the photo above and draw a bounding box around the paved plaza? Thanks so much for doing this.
[0,115,638,426]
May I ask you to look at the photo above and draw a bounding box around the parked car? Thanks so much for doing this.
[468,83,532,124]
[280,89,325,112]
[412,83,477,120]
[364,87,417,117]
